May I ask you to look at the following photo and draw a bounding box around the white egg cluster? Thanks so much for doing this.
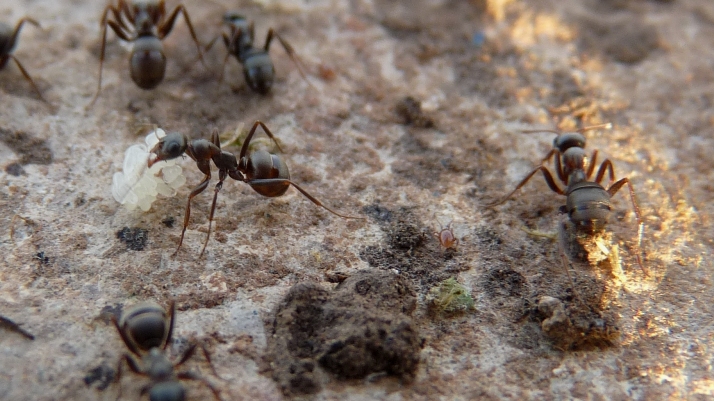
[112,129,187,211]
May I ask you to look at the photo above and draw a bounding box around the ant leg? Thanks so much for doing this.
[164,300,176,349]
[265,28,314,88]
[111,316,142,357]
[248,178,364,219]
[486,166,564,207]
[176,371,222,401]
[6,17,40,52]
[607,178,647,275]
[88,11,131,108]
[586,150,599,180]
[8,55,47,103]
[199,170,227,257]
[239,121,283,160]
[114,354,144,401]
[594,158,616,186]
[553,149,566,184]
[4,17,48,104]
[159,5,207,68]
[0,316,34,340]
[218,34,232,86]
[119,0,133,25]
[556,219,580,300]
[175,341,223,380]
[176,169,211,255]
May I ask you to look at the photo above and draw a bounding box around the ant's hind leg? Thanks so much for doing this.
[239,121,282,160]
[265,28,314,88]
[607,178,647,275]
[487,166,564,207]
[248,178,363,219]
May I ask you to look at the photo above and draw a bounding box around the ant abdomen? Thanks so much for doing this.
[243,149,290,197]
[130,37,167,89]
[566,182,611,231]
[243,53,274,94]
[118,301,170,352]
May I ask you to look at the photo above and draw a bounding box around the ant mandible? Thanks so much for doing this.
[149,120,362,256]
[89,0,205,106]
[487,124,646,274]
[0,18,48,103]
[110,301,221,401]
[206,12,310,94]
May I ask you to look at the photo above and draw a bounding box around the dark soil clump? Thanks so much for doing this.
[264,270,422,396]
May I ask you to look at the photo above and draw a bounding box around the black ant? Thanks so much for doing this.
[111,301,221,401]
[206,12,310,94]
[1,18,48,102]
[488,124,646,274]
[149,120,362,256]
[89,0,205,106]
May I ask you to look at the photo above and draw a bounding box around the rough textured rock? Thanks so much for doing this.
[1,0,713,400]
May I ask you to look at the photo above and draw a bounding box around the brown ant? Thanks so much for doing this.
[434,218,459,251]
[206,12,310,94]
[149,120,362,256]
[487,124,646,274]
[89,0,205,106]
[0,18,48,102]
[111,301,221,401]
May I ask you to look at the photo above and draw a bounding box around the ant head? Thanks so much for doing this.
[149,132,188,167]
[223,12,248,24]
[553,132,586,153]
[130,37,166,90]
[119,302,171,352]
[243,54,275,94]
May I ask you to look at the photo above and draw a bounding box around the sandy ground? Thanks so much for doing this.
[1,0,713,400]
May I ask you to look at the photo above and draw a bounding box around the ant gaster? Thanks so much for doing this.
[488,124,646,274]
[1,18,48,102]
[111,301,221,401]
[207,12,309,94]
[89,0,205,105]
[149,120,362,256]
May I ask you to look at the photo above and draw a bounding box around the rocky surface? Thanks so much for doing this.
[1,0,713,400]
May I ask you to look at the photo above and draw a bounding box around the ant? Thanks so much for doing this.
[206,12,310,94]
[149,120,362,256]
[111,301,221,401]
[1,18,48,102]
[487,124,646,274]
[434,218,459,251]
[89,0,206,106]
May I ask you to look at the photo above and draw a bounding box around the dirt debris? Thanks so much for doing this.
[264,270,422,396]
